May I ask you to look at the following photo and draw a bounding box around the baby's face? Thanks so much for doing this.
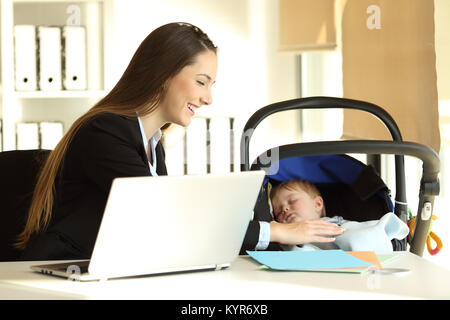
[272,188,323,223]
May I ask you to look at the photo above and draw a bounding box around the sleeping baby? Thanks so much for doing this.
[270,179,409,252]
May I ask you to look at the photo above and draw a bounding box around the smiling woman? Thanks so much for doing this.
[16,22,218,261]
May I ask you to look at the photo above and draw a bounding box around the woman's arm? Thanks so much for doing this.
[269,220,344,245]
[241,218,344,254]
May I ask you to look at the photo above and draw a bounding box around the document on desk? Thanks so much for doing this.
[247,250,380,273]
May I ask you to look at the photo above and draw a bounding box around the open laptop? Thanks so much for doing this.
[31,171,265,281]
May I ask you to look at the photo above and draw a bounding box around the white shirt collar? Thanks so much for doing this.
[137,117,162,147]
[137,116,162,176]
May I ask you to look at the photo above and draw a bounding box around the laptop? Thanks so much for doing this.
[31,171,265,281]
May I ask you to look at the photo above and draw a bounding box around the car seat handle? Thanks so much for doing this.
[242,96,402,144]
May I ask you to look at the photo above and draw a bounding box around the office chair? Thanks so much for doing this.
[0,149,51,261]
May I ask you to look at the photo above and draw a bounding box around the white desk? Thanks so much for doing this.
[0,252,449,300]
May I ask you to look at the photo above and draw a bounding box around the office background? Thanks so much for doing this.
[0,0,449,269]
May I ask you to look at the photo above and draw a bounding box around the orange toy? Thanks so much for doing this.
[408,213,443,255]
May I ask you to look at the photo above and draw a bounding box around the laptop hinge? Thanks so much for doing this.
[215,263,229,271]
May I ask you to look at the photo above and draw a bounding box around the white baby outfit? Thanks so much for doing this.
[281,212,410,253]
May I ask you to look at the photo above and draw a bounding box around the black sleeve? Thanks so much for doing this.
[239,186,279,254]
[240,220,261,255]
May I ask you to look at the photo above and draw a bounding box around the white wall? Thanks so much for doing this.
[108,0,300,165]
[430,0,450,268]
[435,0,450,103]
[300,51,343,142]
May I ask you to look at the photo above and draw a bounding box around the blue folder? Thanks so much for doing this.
[247,250,372,271]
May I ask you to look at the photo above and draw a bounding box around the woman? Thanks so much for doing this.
[17,22,217,260]
[17,22,341,261]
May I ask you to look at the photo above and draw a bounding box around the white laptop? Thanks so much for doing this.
[31,171,265,281]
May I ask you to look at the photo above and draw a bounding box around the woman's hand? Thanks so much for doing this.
[269,220,344,245]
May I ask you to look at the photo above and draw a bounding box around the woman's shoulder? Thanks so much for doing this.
[80,112,138,135]
[88,112,137,128]
[75,112,141,146]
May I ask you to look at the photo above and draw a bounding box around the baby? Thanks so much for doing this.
[270,179,409,252]
[271,179,326,224]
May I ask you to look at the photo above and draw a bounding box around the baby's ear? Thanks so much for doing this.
[314,196,324,211]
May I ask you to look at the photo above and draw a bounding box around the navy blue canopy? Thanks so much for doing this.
[263,154,393,211]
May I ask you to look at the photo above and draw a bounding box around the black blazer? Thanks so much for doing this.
[21,113,167,261]
[239,191,281,254]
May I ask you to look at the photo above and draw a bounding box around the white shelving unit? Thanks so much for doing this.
[0,0,114,151]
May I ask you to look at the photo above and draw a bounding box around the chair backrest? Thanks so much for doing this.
[0,150,51,261]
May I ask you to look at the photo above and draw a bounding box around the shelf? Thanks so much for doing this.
[13,90,107,99]
[1,0,113,151]
[12,0,104,3]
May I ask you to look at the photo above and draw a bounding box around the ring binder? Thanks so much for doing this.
[14,25,38,91]
[39,121,64,150]
[37,26,62,91]
[16,122,39,150]
[62,26,87,90]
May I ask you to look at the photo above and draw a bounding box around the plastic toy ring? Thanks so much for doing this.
[427,231,442,255]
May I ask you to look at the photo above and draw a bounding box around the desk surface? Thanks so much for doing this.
[1,252,449,300]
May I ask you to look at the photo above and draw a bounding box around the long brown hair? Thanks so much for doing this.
[16,22,217,250]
